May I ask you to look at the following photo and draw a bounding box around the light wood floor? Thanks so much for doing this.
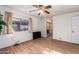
[0,37,79,54]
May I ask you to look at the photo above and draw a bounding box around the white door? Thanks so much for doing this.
[72,16,79,44]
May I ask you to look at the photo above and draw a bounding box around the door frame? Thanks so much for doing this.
[46,19,53,38]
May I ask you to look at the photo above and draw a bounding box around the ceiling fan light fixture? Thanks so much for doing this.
[37,10,43,14]
[31,5,51,15]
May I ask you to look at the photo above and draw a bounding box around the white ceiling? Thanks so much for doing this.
[4,5,79,17]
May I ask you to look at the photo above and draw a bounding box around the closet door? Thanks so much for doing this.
[72,16,79,44]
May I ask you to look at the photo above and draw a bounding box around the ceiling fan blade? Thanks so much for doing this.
[29,10,36,12]
[33,5,43,8]
[43,10,50,14]
[33,5,38,8]
[44,5,52,9]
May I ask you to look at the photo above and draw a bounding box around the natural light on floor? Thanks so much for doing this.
[42,48,62,54]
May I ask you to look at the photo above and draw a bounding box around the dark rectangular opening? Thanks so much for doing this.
[33,31,41,39]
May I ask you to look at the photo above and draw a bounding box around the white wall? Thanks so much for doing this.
[53,11,79,44]
[0,34,15,48]
[0,6,40,49]
[39,17,47,37]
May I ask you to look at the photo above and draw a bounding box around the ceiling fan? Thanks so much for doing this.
[29,5,52,15]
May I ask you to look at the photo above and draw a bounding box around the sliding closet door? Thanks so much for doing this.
[72,16,79,44]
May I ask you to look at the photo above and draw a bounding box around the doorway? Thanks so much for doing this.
[46,20,52,38]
